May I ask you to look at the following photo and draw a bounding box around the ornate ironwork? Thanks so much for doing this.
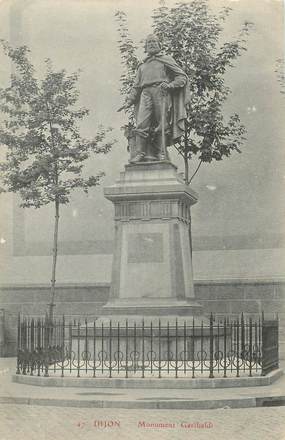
[16,313,277,379]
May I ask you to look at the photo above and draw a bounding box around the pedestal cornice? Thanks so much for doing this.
[104,161,198,206]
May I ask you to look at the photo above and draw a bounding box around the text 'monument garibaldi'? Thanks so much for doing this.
[125,34,191,163]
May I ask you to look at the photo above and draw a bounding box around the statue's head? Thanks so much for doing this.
[145,34,161,55]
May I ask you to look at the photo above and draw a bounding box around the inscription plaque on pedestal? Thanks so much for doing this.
[127,233,163,263]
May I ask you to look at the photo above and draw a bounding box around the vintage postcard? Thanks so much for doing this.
[0,0,284,439]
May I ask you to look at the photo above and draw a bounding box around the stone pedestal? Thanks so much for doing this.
[103,161,203,318]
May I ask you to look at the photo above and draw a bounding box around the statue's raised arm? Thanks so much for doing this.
[126,34,190,164]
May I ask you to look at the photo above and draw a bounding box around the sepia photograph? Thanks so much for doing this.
[0,0,284,439]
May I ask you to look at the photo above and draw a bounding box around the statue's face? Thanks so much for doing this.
[146,36,160,55]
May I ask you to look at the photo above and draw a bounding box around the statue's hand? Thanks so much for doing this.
[160,82,170,91]
[125,99,133,108]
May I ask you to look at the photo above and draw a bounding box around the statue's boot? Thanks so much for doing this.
[129,135,147,163]
[144,141,157,162]
[155,134,170,161]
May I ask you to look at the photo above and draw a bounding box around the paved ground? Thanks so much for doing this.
[1,358,285,439]
[0,404,285,440]
[4,362,285,409]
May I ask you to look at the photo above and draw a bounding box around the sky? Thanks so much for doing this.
[0,0,284,253]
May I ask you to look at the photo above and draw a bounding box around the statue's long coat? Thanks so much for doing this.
[134,53,191,145]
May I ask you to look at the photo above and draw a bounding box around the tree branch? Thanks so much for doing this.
[189,160,203,184]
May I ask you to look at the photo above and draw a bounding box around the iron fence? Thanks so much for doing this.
[16,313,278,379]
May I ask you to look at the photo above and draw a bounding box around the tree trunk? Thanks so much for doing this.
[183,154,192,258]
[188,207,193,259]
[184,154,189,184]
[48,198,59,322]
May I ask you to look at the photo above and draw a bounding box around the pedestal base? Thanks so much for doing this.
[103,299,203,317]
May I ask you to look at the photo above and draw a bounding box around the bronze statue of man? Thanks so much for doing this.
[125,34,190,163]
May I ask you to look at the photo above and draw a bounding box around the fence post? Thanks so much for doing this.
[44,315,49,377]
[167,321,170,375]
[93,320,96,378]
[85,318,88,375]
[249,317,253,377]
[125,319,128,378]
[158,319,161,378]
[241,312,245,361]
[30,319,34,376]
[134,321,137,374]
[77,320,81,378]
[191,317,195,378]
[0,309,5,358]
[68,321,72,375]
[61,316,65,378]
[217,319,220,374]
[276,314,279,370]
[201,320,204,375]
[209,313,214,378]
[175,318,178,378]
[261,315,265,375]
[37,319,41,377]
[142,319,145,379]
[223,317,227,378]
[183,320,186,375]
[109,320,112,378]
[258,316,262,367]
[150,321,153,374]
[254,319,258,373]
[236,317,240,378]
[117,322,120,376]
[27,318,30,374]
[101,322,104,375]
[16,313,21,374]
[22,319,26,376]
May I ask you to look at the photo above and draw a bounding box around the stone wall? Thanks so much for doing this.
[0,284,109,356]
[1,280,284,357]
[194,280,285,359]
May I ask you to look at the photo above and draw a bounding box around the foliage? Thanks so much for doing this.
[0,41,114,206]
[115,0,253,182]
[115,10,140,129]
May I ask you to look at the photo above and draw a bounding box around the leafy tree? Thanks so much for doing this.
[0,41,115,320]
[116,0,253,183]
